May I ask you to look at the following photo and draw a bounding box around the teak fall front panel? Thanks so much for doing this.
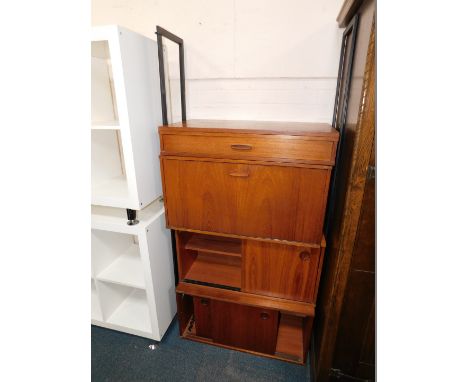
[162,158,330,244]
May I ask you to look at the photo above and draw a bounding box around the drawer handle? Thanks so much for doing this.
[299,251,311,261]
[229,171,249,178]
[200,298,209,306]
[260,312,270,320]
[231,144,253,151]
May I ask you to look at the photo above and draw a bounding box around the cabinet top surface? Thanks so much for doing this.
[160,119,338,139]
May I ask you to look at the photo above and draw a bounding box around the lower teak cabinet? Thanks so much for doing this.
[174,231,326,363]
[158,120,338,364]
[177,293,314,363]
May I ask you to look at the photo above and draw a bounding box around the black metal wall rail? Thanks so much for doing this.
[155,26,187,284]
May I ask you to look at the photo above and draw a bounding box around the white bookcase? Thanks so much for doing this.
[91,25,162,210]
[91,200,176,341]
[91,25,177,341]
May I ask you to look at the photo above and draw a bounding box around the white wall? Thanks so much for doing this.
[92,0,344,123]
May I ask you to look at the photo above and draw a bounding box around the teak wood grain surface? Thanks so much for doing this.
[243,241,321,303]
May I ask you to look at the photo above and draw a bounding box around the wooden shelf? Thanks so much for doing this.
[275,315,304,363]
[184,253,241,289]
[185,234,241,257]
[177,282,315,317]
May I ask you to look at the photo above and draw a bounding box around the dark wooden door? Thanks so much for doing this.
[210,300,279,354]
[330,143,375,381]
[243,241,321,302]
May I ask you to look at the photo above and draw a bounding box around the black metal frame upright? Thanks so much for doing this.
[324,14,360,236]
[155,26,186,125]
[155,25,187,284]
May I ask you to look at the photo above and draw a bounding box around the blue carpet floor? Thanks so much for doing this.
[92,318,310,382]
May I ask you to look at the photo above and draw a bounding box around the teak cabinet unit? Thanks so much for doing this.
[159,120,338,363]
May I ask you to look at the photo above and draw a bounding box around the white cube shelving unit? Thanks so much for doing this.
[91,200,176,341]
[91,25,177,341]
[91,25,162,210]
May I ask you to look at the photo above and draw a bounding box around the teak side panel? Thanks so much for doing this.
[162,159,330,244]
[211,300,279,355]
[243,241,321,303]
[161,133,336,165]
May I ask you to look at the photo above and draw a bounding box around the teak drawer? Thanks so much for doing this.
[161,158,330,244]
[161,133,336,165]
[243,241,324,303]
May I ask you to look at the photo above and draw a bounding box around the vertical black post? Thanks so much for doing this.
[179,43,186,122]
[156,25,186,124]
[155,25,186,284]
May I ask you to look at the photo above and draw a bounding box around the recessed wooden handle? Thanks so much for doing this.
[231,144,253,151]
[200,298,209,306]
[229,171,250,177]
[299,251,311,261]
[260,312,270,320]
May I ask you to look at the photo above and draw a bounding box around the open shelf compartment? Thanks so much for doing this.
[98,281,151,334]
[92,229,145,289]
[177,232,241,290]
[91,40,119,128]
[177,293,311,364]
[91,129,130,208]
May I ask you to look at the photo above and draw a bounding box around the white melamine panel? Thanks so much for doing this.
[91,199,164,235]
[142,211,176,341]
[91,279,103,321]
[117,27,162,209]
